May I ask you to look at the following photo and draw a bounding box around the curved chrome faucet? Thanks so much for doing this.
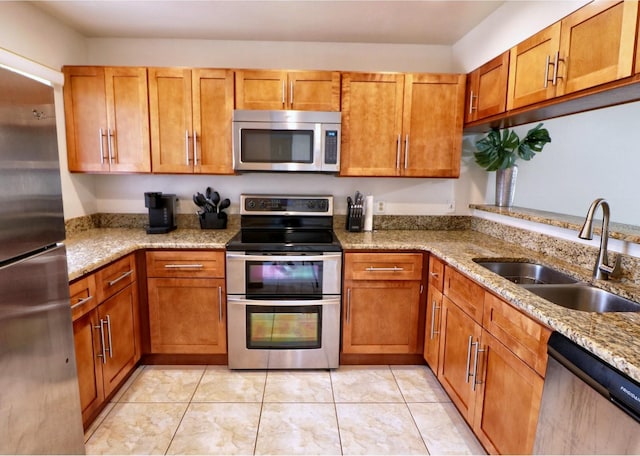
[578,198,622,280]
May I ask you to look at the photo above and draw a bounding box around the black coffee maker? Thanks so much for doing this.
[144,192,177,234]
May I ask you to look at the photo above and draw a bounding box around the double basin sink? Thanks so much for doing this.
[474,260,640,313]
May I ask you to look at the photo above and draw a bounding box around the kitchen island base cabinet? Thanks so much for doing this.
[145,250,227,355]
[342,252,424,357]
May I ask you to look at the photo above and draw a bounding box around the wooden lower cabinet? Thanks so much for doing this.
[434,263,549,455]
[72,308,104,426]
[71,254,140,428]
[423,286,443,371]
[99,284,139,397]
[437,296,483,422]
[147,277,226,354]
[146,250,227,355]
[342,280,422,354]
[473,331,544,455]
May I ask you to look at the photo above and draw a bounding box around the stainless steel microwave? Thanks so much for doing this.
[232,110,341,173]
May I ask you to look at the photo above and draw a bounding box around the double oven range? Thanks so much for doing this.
[225,195,342,369]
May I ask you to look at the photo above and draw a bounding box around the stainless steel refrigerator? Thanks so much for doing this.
[0,66,85,453]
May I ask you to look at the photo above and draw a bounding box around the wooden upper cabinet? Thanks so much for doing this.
[340,72,405,176]
[465,51,509,123]
[556,1,639,96]
[507,23,561,110]
[149,68,234,174]
[507,1,639,110]
[63,66,150,173]
[401,73,465,178]
[235,70,340,111]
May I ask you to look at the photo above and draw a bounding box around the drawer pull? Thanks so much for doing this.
[71,295,94,309]
[365,266,404,272]
[107,270,133,287]
[163,264,205,269]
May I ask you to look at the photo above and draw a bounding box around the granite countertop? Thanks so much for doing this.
[66,226,640,384]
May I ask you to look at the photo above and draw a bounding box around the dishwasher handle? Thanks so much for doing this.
[548,332,640,423]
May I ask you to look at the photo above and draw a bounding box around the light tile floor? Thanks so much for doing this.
[84,364,486,455]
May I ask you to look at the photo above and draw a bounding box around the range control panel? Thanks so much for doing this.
[240,195,333,215]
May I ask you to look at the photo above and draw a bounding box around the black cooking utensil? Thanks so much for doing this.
[218,198,230,212]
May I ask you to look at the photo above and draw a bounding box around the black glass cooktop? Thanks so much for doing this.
[226,228,342,252]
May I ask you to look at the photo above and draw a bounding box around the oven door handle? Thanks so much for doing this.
[227,295,341,307]
[225,253,342,262]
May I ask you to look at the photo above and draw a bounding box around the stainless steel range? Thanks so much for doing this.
[226,194,342,369]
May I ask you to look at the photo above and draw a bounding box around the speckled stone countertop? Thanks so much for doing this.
[338,228,640,384]
[65,227,237,280]
[66,226,640,384]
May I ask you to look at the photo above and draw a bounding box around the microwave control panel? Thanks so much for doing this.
[324,130,339,165]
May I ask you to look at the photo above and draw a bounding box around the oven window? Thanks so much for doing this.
[246,305,322,349]
[241,129,314,163]
[246,259,322,298]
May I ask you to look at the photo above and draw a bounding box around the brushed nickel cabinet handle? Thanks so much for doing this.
[290,80,294,105]
[465,335,474,384]
[107,128,114,163]
[282,80,286,106]
[346,288,351,324]
[107,270,133,287]
[429,299,441,340]
[99,128,106,164]
[105,315,113,359]
[95,320,107,364]
[163,264,204,269]
[552,51,564,86]
[365,266,404,272]
[544,55,551,88]
[468,90,477,113]
[396,134,401,169]
[218,286,223,321]
[71,295,93,310]
[193,130,198,166]
[404,134,409,169]
[472,342,485,392]
[185,130,190,165]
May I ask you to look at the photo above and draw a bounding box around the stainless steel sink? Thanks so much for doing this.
[523,284,640,313]
[474,260,579,285]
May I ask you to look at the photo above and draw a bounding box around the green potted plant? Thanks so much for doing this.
[474,123,551,207]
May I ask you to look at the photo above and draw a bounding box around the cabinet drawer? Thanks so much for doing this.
[70,273,98,320]
[95,254,136,303]
[483,293,551,377]
[344,252,423,281]
[428,256,445,292]
[443,266,484,323]
[146,250,225,278]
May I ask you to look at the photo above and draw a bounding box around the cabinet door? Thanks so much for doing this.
[401,73,465,177]
[235,70,288,110]
[72,309,104,427]
[149,67,194,173]
[507,22,561,110]
[423,286,443,372]
[63,66,109,172]
[288,71,341,111]
[437,297,482,424]
[98,284,139,397]
[473,331,544,455]
[557,1,639,96]
[340,73,404,176]
[427,256,445,292]
[343,280,421,354]
[466,52,509,123]
[192,69,234,174]
[147,278,226,354]
[104,67,151,173]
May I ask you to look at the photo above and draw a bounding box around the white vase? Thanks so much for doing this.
[495,165,518,207]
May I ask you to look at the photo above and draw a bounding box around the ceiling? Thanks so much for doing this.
[31,1,504,45]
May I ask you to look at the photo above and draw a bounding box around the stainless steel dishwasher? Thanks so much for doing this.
[534,332,640,454]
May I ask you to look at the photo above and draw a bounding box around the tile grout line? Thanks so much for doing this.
[163,365,208,455]
[389,366,433,455]
[252,368,269,455]
[328,368,345,455]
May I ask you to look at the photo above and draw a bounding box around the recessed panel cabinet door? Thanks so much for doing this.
[473,331,544,455]
[557,0,639,96]
[507,23,561,110]
[149,67,193,173]
[98,284,138,398]
[104,67,151,173]
[235,70,288,110]
[340,73,405,176]
[437,296,482,424]
[192,69,234,174]
[465,52,509,123]
[72,309,104,426]
[401,73,465,177]
[63,67,109,172]
[288,71,341,111]
[423,286,443,372]
[147,278,227,354]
